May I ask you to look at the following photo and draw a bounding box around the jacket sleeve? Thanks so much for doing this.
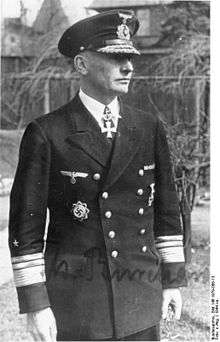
[154,119,187,288]
[8,120,51,313]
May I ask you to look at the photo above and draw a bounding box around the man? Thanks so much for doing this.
[9,10,187,341]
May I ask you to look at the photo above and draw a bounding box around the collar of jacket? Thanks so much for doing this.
[65,93,144,189]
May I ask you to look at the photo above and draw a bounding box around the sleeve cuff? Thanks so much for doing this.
[161,262,187,288]
[17,283,50,313]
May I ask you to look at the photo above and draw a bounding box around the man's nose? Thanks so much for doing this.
[120,59,134,75]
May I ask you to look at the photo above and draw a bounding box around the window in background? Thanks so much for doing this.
[136,9,151,36]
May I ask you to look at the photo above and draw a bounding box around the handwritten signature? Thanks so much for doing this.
[46,246,184,285]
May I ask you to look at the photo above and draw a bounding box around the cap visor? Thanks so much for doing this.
[97,44,140,55]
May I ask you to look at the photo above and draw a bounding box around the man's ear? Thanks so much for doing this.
[74,53,88,75]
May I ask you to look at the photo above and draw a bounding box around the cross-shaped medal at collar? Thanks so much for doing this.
[101,106,117,139]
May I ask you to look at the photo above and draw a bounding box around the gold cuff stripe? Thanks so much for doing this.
[156,241,183,248]
[13,265,46,287]
[11,252,44,264]
[12,259,45,270]
[158,246,185,263]
[156,235,183,242]
[11,253,45,287]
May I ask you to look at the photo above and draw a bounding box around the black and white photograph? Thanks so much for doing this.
[0,0,212,341]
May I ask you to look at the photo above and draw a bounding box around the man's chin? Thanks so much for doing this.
[114,85,130,94]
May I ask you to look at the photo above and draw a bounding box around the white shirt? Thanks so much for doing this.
[79,88,121,131]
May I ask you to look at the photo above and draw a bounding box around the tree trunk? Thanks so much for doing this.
[44,79,50,114]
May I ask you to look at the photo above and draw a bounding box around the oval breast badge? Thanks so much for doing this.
[70,201,90,221]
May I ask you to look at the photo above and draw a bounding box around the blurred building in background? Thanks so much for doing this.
[1,17,36,73]
[1,0,96,73]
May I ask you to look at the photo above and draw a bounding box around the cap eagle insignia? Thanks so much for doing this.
[117,12,132,40]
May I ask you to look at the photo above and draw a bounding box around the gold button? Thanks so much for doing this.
[138,208,144,215]
[139,169,144,176]
[142,246,147,253]
[137,189,144,196]
[105,211,112,218]
[108,230,116,238]
[111,250,118,258]
[140,228,146,235]
[93,173,101,180]
[102,192,108,199]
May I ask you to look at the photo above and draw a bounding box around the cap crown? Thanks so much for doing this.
[58,9,140,57]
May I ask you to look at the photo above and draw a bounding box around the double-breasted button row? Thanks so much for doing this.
[101,192,116,248]
[111,250,118,258]
[142,246,147,253]
[111,247,148,257]
[101,192,109,218]
[105,211,112,218]
[102,192,108,199]
[93,173,101,180]
[108,230,115,239]
[139,228,146,235]
[138,169,144,176]
[138,208,144,215]
[137,188,144,196]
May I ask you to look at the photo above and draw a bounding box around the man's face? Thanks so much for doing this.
[84,52,134,96]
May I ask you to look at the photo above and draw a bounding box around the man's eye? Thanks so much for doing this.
[110,54,133,62]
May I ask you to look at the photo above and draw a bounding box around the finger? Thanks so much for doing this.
[50,321,57,342]
[35,322,53,342]
[167,304,174,321]
[28,323,42,341]
[28,328,38,342]
[161,295,169,320]
[50,326,57,342]
[30,330,40,341]
[27,319,40,341]
[173,296,182,320]
[34,319,54,341]
[38,329,53,342]
[170,293,182,320]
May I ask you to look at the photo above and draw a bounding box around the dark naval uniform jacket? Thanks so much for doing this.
[9,94,187,340]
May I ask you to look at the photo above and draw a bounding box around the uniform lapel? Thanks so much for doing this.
[104,101,144,189]
[65,95,112,167]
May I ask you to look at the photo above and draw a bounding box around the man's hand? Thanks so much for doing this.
[161,288,182,320]
[27,307,57,342]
